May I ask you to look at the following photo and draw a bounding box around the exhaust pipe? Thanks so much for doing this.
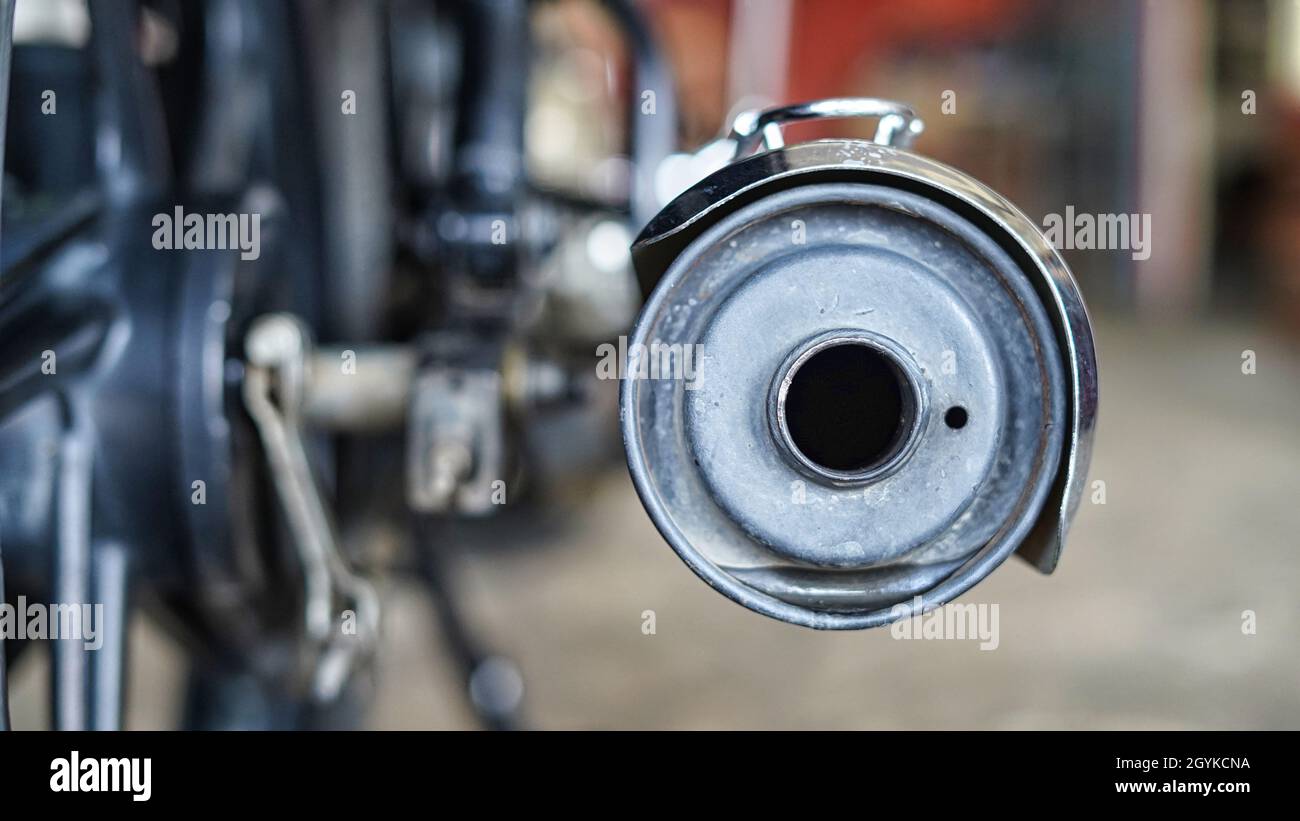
[622,99,1097,629]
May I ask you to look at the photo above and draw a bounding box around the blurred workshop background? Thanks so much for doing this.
[11,0,1300,728]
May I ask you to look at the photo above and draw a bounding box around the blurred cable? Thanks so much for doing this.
[0,0,16,733]
[601,0,678,229]
[0,0,13,225]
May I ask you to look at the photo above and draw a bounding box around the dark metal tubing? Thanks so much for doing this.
[87,0,172,203]
[0,0,15,732]
[601,0,678,229]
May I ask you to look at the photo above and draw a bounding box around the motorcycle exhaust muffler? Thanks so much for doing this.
[621,99,1097,629]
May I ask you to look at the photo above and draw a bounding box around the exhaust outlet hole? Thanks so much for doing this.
[783,343,907,473]
[945,406,968,429]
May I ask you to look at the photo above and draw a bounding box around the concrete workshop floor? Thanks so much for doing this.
[10,317,1300,729]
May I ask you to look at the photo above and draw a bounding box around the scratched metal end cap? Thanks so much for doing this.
[623,146,1096,630]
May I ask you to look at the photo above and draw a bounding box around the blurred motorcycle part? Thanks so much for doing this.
[0,0,675,730]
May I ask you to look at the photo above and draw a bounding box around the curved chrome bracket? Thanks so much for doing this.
[729,97,925,159]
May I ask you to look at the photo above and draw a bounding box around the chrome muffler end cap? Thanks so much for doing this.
[623,100,1096,629]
